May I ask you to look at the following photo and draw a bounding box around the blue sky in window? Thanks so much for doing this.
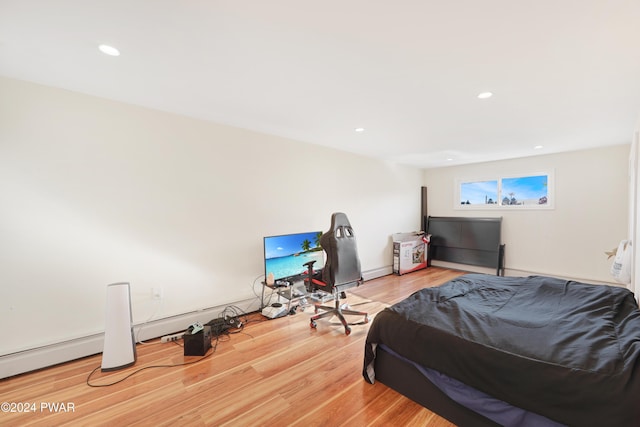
[460,180,498,204]
[502,175,548,200]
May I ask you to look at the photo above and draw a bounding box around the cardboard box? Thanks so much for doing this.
[393,232,429,275]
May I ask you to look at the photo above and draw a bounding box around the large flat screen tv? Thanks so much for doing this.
[263,231,325,283]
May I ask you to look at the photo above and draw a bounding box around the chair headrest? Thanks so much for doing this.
[328,212,354,237]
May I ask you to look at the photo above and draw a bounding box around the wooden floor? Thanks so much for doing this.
[0,267,465,427]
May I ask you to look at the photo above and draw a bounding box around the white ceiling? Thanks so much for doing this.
[1,1,639,168]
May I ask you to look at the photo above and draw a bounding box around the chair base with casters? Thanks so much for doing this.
[304,260,369,335]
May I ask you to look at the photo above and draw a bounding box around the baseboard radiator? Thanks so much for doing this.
[0,267,391,380]
[0,297,259,380]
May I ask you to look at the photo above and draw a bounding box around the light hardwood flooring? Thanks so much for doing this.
[0,267,465,427]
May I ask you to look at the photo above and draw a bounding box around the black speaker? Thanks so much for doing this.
[421,186,428,232]
[183,325,212,356]
[421,186,430,267]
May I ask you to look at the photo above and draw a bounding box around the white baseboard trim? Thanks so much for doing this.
[1,268,394,380]
[0,297,260,380]
[363,266,393,281]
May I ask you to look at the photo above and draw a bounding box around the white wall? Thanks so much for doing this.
[630,115,640,298]
[424,145,630,283]
[0,77,423,357]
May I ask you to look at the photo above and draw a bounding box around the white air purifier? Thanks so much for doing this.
[101,282,137,371]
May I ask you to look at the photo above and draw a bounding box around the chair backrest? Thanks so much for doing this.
[320,212,362,287]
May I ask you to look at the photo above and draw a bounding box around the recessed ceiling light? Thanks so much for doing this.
[534,145,544,150]
[446,158,453,161]
[477,92,493,99]
[98,44,120,56]
[354,127,365,133]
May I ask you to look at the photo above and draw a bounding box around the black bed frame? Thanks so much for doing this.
[375,346,500,426]
[427,216,505,276]
[373,216,507,424]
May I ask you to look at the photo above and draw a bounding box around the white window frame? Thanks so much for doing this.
[455,170,554,210]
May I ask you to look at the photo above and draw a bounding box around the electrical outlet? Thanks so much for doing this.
[160,332,184,343]
[151,287,163,300]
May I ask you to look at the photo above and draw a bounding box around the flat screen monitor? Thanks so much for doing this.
[263,231,325,283]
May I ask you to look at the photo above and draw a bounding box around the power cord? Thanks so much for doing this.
[206,305,252,336]
[86,334,221,387]
[135,297,163,345]
[251,274,265,301]
[87,304,259,387]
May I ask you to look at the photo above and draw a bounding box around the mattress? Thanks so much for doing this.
[363,274,640,426]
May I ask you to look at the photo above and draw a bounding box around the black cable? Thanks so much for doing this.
[252,274,264,292]
[86,303,262,387]
[206,305,255,336]
[86,335,221,387]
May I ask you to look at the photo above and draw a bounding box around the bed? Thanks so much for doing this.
[427,216,505,276]
[363,273,640,426]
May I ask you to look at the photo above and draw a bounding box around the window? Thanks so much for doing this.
[460,180,498,206]
[456,172,553,210]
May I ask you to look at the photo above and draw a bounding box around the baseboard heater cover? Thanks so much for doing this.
[0,297,257,379]
[1,266,391,379]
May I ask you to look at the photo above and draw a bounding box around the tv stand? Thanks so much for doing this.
[260,281,308,316]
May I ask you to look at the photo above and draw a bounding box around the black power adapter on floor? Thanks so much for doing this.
[206,316,241,337]
[183,325,212,356]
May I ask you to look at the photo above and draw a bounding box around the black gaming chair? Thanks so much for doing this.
[303,212,369,335]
